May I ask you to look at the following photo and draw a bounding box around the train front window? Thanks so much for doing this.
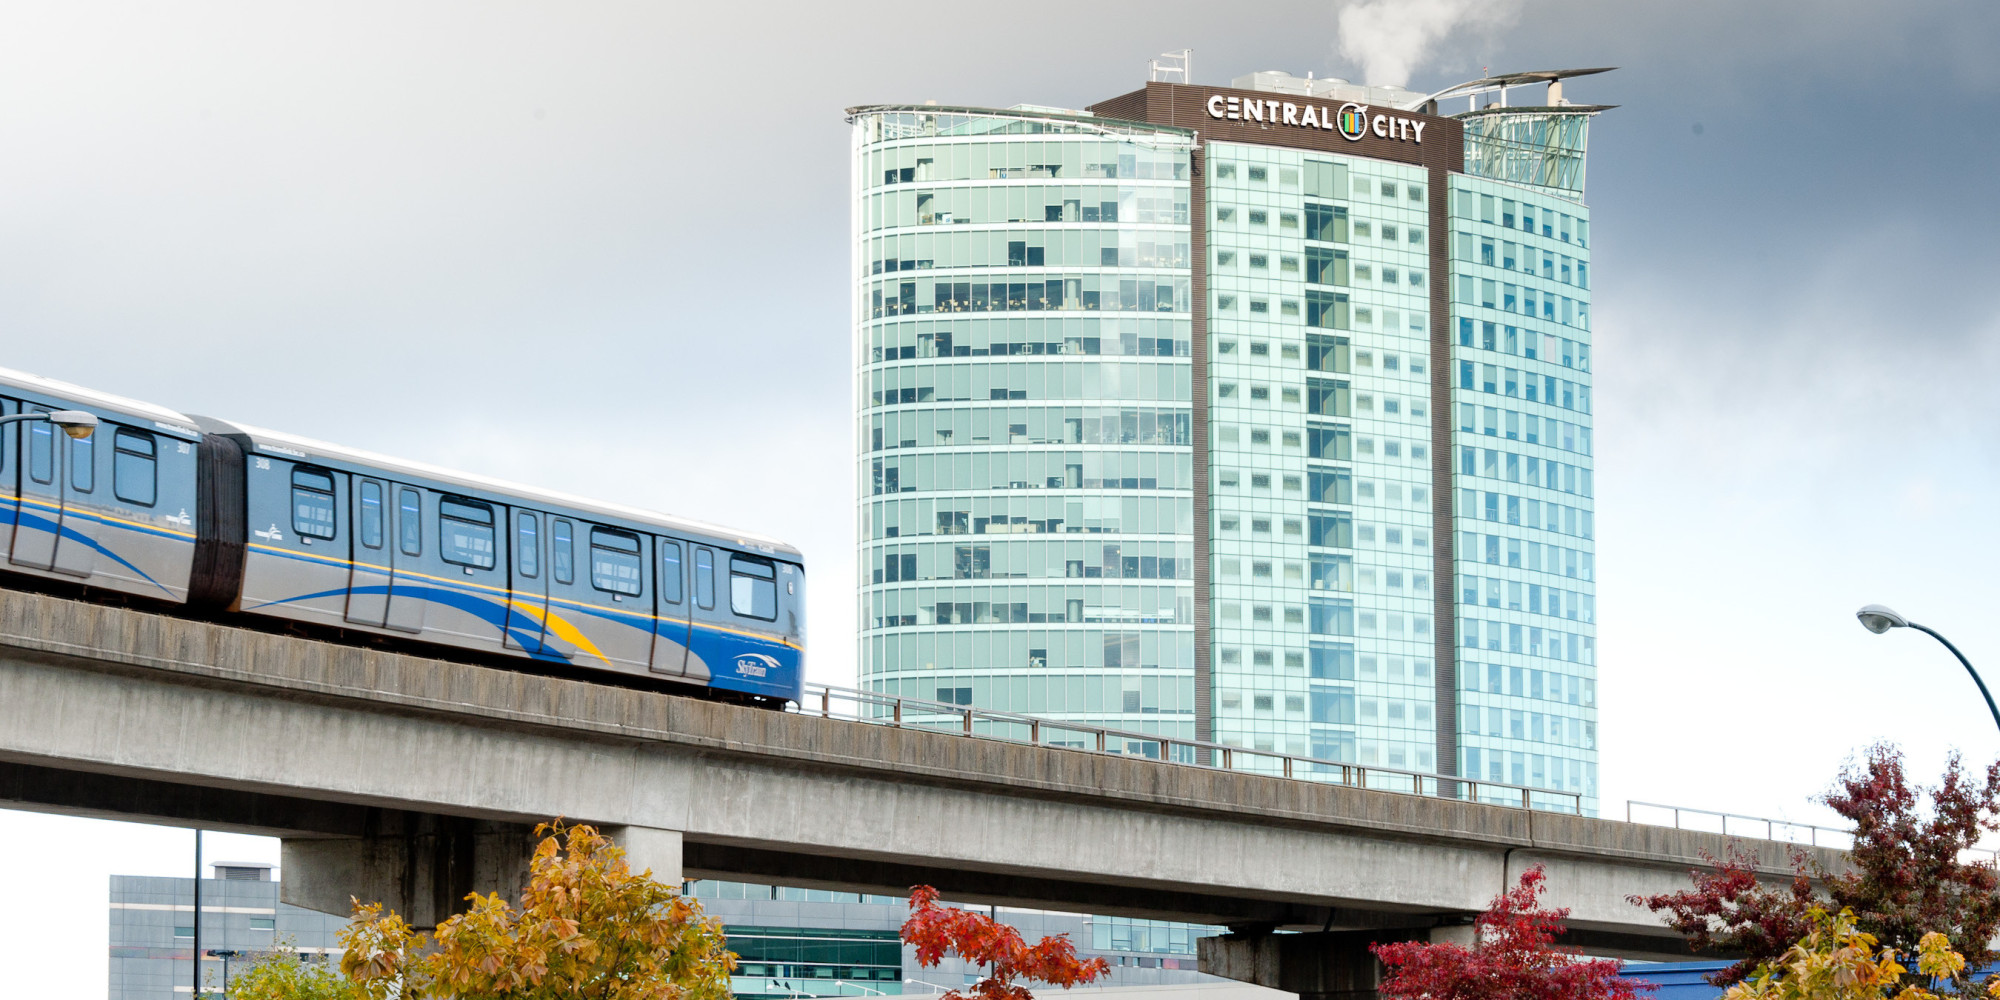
[589,528,642,596]
[660,541,684,604]
[291,468,337,540]
[694,548,715,609]
[517,514,539,578]
[439,497,496,569]
[552,520,574,584]
[729,556,777,620]
[113,430,156,506]
[358,482,383,548]
[398,489,422,555]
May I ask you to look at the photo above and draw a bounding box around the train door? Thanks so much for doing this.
[345,478,391,627]
[682,545,727,681]
[649,537,690,677]
[0,399,13,557]
[433,495,506,652]
[10,407,66,571]
[383,484,427,633]
[48,421,99,578]
[564,524,654,672]
[504,509,549,654]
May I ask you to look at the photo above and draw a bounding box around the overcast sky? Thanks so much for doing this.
[3,0,1999,989]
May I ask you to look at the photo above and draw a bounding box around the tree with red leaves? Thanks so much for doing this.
[1633,744,2000,989]
[900,886,1111,1000]
[1371,866,1644,1000]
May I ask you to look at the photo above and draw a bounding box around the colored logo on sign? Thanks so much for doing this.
[1337,103,1369,141]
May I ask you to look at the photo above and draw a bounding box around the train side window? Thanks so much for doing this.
[398,488,422,556]
[291,468,337,539]
[659,541,684,604]
[439,496,496,569]
[70,433,94,492]
[589,528,643,596]
[694,548,715,610]
[517,514,539,578]
[358,482,384,549]
[113,429,157,506]
[28,416,53,484]
[552,519,574,584]
[729,555,777,620]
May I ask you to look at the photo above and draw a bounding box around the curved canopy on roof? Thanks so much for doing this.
[1425,67,1616,106]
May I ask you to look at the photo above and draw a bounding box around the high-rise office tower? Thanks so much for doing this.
[850,66,1605,812]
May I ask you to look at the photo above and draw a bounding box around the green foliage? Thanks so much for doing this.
[224,946,359,1000]
[339,820,736,1000]
[1723,907,1989,1000]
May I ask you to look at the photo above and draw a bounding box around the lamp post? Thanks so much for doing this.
[193,829,203,998]
[210,949,240,997]
[1856,604,2000,736]
[0,409,99,438]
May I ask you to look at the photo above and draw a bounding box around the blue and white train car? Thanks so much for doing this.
[194,419,806,701]
[0,369,202,603]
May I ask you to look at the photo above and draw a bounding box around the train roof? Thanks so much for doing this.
[193,418,804,561]
[0,366,202,436]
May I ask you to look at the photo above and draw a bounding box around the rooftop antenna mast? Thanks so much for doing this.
[1149,49,1191,84]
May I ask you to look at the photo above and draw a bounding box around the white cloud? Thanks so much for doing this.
[1333,0,1523,87]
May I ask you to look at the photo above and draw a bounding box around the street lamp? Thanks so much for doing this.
[0,409,98,439]
[210,949,240,998]
[1856,604,2000,735]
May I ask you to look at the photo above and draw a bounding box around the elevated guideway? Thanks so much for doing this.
[0,589,1826,988]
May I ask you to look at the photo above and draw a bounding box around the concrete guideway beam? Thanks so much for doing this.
[0,589,1839,937]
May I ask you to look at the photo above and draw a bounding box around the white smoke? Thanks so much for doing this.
[1334,0,1524,88]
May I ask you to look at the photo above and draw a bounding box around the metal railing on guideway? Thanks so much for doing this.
[791,683,1583,815]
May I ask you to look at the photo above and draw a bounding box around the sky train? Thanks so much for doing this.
[0,367,805,702]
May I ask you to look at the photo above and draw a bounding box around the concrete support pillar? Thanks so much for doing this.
[280,812,536,928]
[604,825,683,885]
[1198,929,1427,1000]
[1427,923,1477,948]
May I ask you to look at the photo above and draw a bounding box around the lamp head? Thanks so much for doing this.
[1857,604,1909,634]
[47,410,97,439]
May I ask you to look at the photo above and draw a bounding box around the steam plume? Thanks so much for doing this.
[1334,0,1523,87]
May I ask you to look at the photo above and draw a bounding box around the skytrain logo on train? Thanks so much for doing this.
[1204,94,1426,144]
[734,653,779,678]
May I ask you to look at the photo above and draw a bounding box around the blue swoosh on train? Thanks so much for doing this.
[2,504,175,596]
[245,583,577,662]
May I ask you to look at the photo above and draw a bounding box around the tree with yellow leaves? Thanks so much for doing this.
[1725,907,1993,1000]
[336,820,735,1000]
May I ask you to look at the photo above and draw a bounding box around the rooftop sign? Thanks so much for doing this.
[1204,94,1426,144]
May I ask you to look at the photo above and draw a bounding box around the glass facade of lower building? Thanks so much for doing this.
[686,880,1214,997]
[109,873,348,1000]
[853,107,1198,737]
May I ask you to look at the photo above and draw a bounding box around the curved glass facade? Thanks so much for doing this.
[852,108,1198,740]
